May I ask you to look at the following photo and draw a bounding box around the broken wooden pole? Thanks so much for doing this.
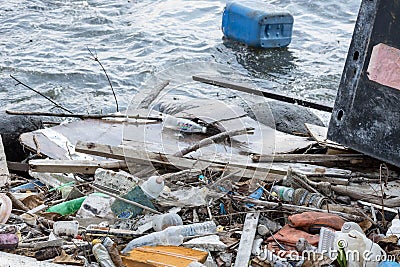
[29,159,127,174]
[192,75,333,112]
[6,110,162,121]
[75,141,280,181]
[252,153,366,163]
[234,212,260,267]
[173,127,254,157]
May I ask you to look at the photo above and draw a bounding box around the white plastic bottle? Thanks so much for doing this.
[152,213,183,231]
[334,230,386,267]
[163,114,207,133]
[140,176,164,199]
[121,227,184,254]
[92,239,117,267]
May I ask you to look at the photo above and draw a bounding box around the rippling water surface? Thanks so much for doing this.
[0,0,361,115]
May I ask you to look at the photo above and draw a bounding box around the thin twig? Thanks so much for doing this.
[87,47,119,112]
[6,110,162,121]
[10,75,73,114]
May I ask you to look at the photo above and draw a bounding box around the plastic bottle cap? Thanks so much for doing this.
[92,239,102,245]
[156,176,164,184]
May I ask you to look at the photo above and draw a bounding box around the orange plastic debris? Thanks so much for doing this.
[121,246,208,267]
[266,225,320,249]
[288,211,345,233]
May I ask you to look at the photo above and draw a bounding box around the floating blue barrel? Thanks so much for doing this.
[222,1,293,48]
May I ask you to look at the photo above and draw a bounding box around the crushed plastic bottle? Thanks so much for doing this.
[122,221,217,254]
[173,221,217,237]
[92,239,117,267]
[163,114,207,133]
[102,237,125,267]
[121,226,184,254]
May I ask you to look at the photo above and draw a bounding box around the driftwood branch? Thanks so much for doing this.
[87,47,119,112]
[137,80,170,109]
[173,127,254,157]
[6,110,162,121]
[10,75,73,114]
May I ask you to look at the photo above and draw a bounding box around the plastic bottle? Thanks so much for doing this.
[140,176,164,199]
[386,218,400,237]
[102,237,125,267]
[163,114,207,133]
[121,227,184,254]
[271,186,294,202]
[334,230,386,267]
[92,239,117,267]
[170,221,217,237]
[152,213,183,231]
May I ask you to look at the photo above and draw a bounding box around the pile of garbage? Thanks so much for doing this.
[1,109,400,267]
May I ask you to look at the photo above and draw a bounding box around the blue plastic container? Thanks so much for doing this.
[222,1,293,48]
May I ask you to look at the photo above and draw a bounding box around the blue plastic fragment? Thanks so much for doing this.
[246,187,264,207]
[219,203,227,215]
[10,180,45,192]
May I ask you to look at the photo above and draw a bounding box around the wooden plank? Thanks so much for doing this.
[7,161,29,172]
[305,123,348,151]
[252,153,366,163]
[75,141,278,180]
[234,212,260,267]
[29,159,127,174]
[0,136,10,187]
[193,75,333,112]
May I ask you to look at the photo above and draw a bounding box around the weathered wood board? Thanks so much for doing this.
[0,136,10,187]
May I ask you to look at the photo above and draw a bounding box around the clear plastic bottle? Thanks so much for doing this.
[92,239,117,267]
[152,213,183,231]
[271,186,294,202]
[121,227,184,254]
[163,114,207,133]
[102,237,125,267]
[170,221,217,237]
[140,176,164,199]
